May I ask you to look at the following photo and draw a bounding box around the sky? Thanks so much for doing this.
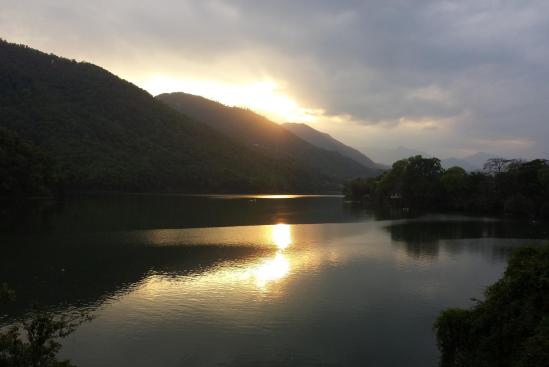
[2,0,548,162]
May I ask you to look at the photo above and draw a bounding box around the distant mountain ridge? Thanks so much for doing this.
[440,157,478,172]
[441,152,498,171]
[157,92,378,180]
[0,39,351,193]
[361,145,497,171]
[362,146,430,166]
[282,122,381,171]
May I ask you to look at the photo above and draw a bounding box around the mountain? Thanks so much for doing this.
[0,39,341,193]
[156,93,377,180]
[441,152,498,171]
[282,123,381,171]
[362,146,430,166]
[440,157,478,172]
[463,152,497,169]
[361,145,497,171]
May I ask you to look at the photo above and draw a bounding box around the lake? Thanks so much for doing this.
[1,194,548,367]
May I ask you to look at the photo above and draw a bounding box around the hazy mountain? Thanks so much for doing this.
[0,39,343,193]
[440,157,478,171]
[463,152,498,168]
[282,123,382,171]
[362,145,497,171]
[361,146,430,166]
[157,92,377,180]
[441,152,498,171]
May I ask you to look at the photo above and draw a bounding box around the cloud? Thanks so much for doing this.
[1,0,548,159]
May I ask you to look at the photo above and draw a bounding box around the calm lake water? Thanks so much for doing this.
[1,194,548,367]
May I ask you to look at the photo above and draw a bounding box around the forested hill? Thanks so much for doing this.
[156,92,377,180]
[282,122,380,171]
[0,39,342,194]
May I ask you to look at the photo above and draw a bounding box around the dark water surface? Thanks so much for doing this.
[1,195,548,367]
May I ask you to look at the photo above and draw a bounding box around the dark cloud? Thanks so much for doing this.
[1,0,548,158]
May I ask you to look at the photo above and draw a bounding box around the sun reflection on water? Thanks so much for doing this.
[133,223,299,300]
[105,222,394,323]
[246,223,293,289]
[250,253,290,289]
[272,223,292,250]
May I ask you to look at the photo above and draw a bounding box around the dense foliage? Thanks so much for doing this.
[0,284,88,367]
[0,313,79,367]
[0,128,59,197]
[0,39,341,194]
[434,245,549,367]
[344,155,549,218]
[0,283,15,303]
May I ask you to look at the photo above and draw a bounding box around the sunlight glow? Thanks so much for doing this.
[272,223,292,250]
[136,224,300,292]
[252,253,291,288]
[143,75,323,123]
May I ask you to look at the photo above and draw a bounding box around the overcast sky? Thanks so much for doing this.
[2,0,548,162]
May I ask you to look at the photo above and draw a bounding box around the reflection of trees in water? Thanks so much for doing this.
[385,220,549,260]
[0,200,58,234]
[224,351,342,367]
[0,243,272,324]
[1,195,372,235]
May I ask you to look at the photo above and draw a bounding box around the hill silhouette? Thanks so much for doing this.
[283,122,381,171]
[0,39,354,194]
[157,92,377,181]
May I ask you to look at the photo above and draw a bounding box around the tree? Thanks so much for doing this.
[0,283,15,303]
[343,156,548,218]
[376,158,409,201]
[441,167,467,192]
[483,158,512,174]
[434,245,549,367]
[539,167,549,192]
[0,284,90,366]
[440,167,468,209]
[400,156,443,209]
[343,177,377,203]
[504,194,535,218]
[0,128,59,197]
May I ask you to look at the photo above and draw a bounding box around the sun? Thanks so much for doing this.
[142,75,321,123]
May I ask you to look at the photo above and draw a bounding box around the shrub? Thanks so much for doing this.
[434,245,549,367]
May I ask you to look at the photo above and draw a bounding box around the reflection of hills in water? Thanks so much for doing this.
[0,242,274,322]
[2,196,548,329]
[0,195,369,234]
[1,223,305,322]
[386,219,549,260]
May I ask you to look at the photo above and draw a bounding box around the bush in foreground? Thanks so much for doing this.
[0,284,90,367]
[434,245,549,367]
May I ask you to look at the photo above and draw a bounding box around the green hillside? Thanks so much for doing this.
[157,92,377,180]
[0,127,59,196]
[283,122,381,171]
[0,39,339,194]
